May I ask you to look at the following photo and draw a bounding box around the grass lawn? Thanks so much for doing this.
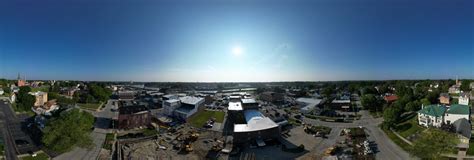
[393,115,424,138]
[78,103,101,111]
[21,152,49,160]
[382,127,413,152]
[467,141,474,155]
[102,133,115,150]
[187,110,225,127]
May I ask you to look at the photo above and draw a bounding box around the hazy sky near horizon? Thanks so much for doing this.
[1,0,473,82]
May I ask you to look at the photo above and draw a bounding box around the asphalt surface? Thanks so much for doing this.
[303,110,412,160]
[0,98,19,160]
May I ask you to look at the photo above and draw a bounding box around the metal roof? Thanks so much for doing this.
[418,104,446,117]
[446,104,470,115]
[234,109,279,132]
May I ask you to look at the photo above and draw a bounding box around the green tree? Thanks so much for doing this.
[361,94,382,112]
[42,109,94,153]
[382,107,401,129]
[322,86,335,98]
[410,128,459,159]
[404,101,419,112]
[2,87,11,94]
[18,94,35,111]
[421,98,431,106]
[17,86,35,111]
[461,80,471,92]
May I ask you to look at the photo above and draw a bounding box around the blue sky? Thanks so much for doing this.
[1,0,473,82]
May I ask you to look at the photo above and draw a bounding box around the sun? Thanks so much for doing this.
[232,46,243,56]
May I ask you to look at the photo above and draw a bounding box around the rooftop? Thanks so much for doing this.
[241,98,257,104]
[29,91,46,96]
[234,109,279,132]
[418,104,446,117]
[332,99,351,103]
[228,102,243,111]
[179,96,204,105]
[119,105,149,114]
[384,95,398,102]
[296,98,322,111]
[446,104,470,115]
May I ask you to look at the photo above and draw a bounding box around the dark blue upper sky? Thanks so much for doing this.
[1,0,473,82]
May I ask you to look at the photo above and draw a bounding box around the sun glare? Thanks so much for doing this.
[232,46,243,56]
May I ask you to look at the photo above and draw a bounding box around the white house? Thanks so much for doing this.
[0,88,4,95]
[418,104,471,128]
[418,104,446,127]
[444,104,470,124]
[459,93,470,105]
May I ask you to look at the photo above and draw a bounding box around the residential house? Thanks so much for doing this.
[29,91,48,107]
[418,104,446,127]
[418,104,471,128]
[383,95,398,103]
[439,93,450,105]
[459,92,470,105]
[0,88,3,95]
[10,85,19,93]
[452,118,471,149]
[449,79,462,94]
[444,104,470,125]
[32,99,59,116]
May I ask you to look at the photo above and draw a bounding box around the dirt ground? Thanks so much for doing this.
[120,125,228,160]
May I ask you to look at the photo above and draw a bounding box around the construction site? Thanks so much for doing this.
[117,125,230,160]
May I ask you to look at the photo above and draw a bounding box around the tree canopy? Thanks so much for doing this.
[42,108,95,153]
[16,86,35,111]
[361,94,383,112]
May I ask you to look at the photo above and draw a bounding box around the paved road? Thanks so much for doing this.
[54,100,117,160]
[303,110,412,160]
[0,99,19,160]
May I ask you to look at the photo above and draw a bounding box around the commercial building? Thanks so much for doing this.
[331,99,351,111]
[29,91,48,107]
[118,91,136,100]
[174,96,205,119]
[162,95,205,119]
[233,110,280,144]
[227,98,280,145]
[118,105,151,129]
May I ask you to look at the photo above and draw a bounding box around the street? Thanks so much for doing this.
[302,110,411,160]
[0,99,19,160]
